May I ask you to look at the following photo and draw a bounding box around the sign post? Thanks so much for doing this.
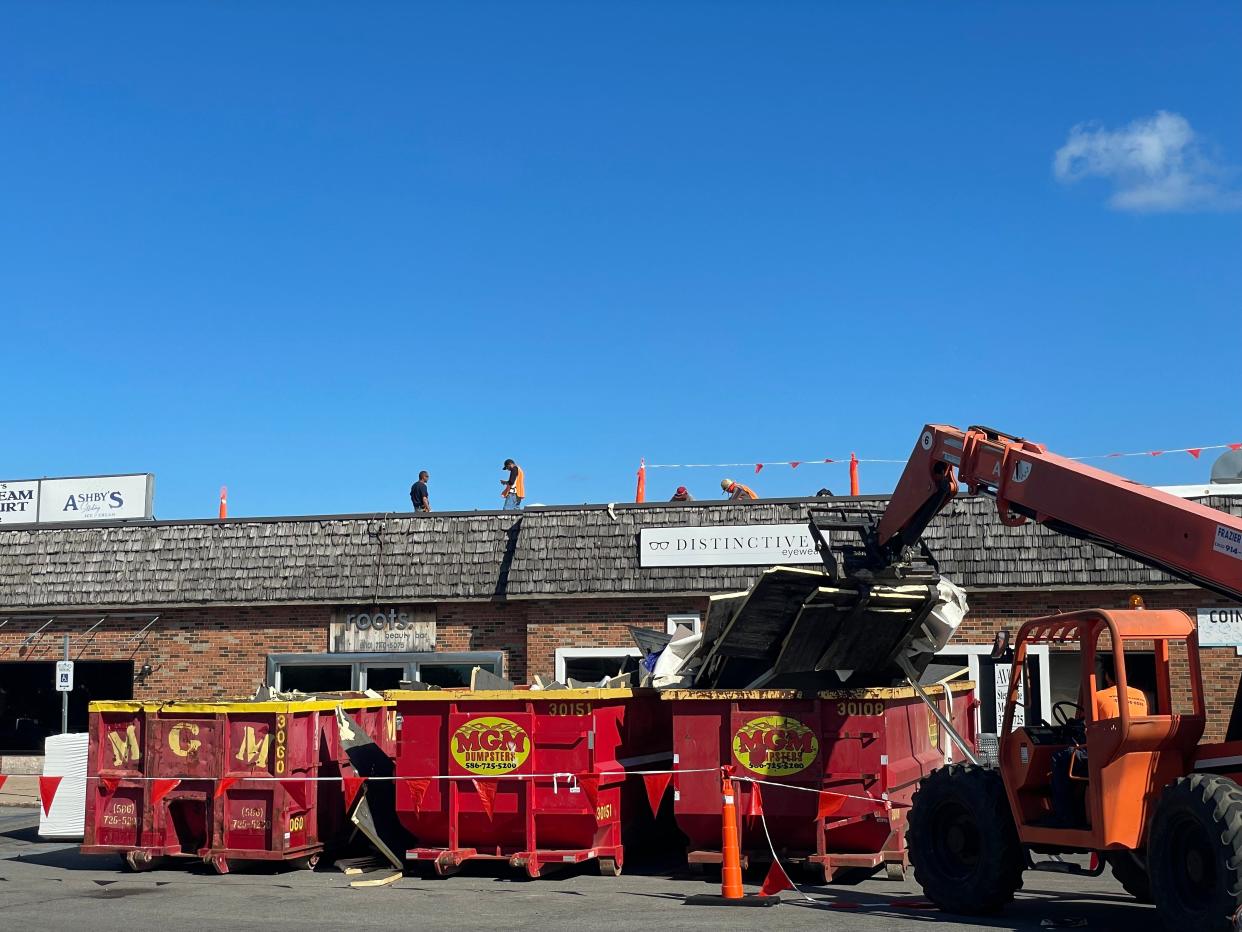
[56,637,73,734]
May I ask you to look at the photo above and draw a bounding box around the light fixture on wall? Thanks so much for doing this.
[990,629,1012,661]
[134,662,155,686]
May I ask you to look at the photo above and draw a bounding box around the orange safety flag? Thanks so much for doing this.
[576,773,600,810]
[99,776,121,796]
[473,779,498,820]
[743,782,763,818]
[342,776,366,811]
[815,792,847,820]
[642,772,671,818]
[39,775,63,816]
[150,779,181,807]
[758,860,795,897]
[214,776,239,799]
[403,778,432,812]
[281,779,311,810]
[635,461,646,503]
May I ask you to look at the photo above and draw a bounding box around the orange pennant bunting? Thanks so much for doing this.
[215,776,239,799]
[473,779,498,820]
[642,772,671,818]
[576,773,600,810]
[99,776,121,796]
[815,792,846,820]
[150,779,180,807]
[404,778,432,812]
[281,779,311,810]
[1188,449,1202,459]
[342,776,366,811]
[754,463,763,474]
[789,461,800,469]
[39,775,63,815]
[744,782,763,818]
[758,860,795,897]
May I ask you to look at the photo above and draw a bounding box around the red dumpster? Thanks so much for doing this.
[664,682,975,882]
[81,696,396,872]
[388,687,669,878]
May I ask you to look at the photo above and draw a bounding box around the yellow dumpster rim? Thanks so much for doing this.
[657,681,975,701]
[384,687,656,702]
[89,698,394,713]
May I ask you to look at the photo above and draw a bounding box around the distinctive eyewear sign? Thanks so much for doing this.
[639,523,821,567]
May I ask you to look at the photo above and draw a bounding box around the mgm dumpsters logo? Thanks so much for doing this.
[451,716,531,775]
[733,715,819,776]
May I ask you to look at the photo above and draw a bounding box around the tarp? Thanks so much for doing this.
[39,733,88,840]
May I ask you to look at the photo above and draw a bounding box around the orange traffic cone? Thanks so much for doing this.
[684,768,780,908]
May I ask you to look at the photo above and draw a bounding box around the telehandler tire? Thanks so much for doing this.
[907,764,1024,915]
[1148,774,1242,931]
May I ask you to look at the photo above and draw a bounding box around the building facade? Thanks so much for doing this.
[1,494,1240,764]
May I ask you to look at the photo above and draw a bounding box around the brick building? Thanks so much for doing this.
[1,493,1240,766]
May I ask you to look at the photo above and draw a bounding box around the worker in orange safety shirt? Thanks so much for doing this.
[501,459,526,510]
[1048,662,1149,827]
[720,478,757,501]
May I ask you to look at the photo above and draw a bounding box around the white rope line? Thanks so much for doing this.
[61,767,719,784]
[642,441,1240,470]
[754,797,816,903]
[730,774,889,807]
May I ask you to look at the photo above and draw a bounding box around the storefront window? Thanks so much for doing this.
[268,652,504,691]
[416,664,474,688]
[0,661,133,753]
[278,664,352,693]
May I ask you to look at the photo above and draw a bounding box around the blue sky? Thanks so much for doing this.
[2,2,1239,517]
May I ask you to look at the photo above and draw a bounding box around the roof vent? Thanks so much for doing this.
[1210,450,1242,484]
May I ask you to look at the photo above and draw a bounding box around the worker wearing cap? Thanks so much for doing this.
[721,478,757,501]
[501,459,525,510]
[670,486,694,502]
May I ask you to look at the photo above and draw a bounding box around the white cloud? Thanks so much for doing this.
[1053,111,1241,212]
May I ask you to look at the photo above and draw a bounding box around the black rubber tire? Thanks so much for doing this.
[1106,850,1153,903]
[907,764,1024,915]
[1148,774,1242,931]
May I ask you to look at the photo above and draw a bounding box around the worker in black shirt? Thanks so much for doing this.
[410,471,431,512]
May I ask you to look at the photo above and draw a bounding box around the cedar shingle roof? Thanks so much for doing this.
[0,494,1238,610]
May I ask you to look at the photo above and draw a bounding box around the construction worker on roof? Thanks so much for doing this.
[501,459,526,510]
[721,478,757,501]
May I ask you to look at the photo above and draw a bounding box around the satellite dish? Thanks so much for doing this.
[1210,450,1242,484]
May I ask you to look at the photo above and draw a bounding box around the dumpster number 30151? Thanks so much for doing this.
[547,703,591,716]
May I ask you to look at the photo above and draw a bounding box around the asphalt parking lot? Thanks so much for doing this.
[0,807,1165,932]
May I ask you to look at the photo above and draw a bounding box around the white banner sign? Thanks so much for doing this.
[995,661,1025,731]
[1197,607,1242,647]
[37,474,154,524]
[639,523,821,567]
[330,607,436,653]
[0,480,40,524]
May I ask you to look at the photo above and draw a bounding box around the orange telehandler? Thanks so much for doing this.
[863,425,1242,930]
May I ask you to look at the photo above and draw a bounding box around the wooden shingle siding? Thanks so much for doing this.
[0,495,1237,609]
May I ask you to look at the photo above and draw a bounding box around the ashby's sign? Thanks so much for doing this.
[639,523,821,567]
[330,607,436,653]
[1196,607,1242,647]
[0,474,154,525]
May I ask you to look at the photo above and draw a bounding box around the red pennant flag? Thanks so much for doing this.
[39,775,63,815]
[404,778,432,812]
[214,776,239,799]
[1231,443,1242,451]
[743,782,763,818]
[281,779,311,810]
[754,463,763,474]
[1188,449,1202,459]
[815,792,847,820]
[99,776,121,796]
[576,773,600,810]
[1088,851,1099,872]
[759,860,795,897]
[789,461,800,469]
[473,779,498,820]
[823,458,834,464]
[342,776,366,812]
[1150,450,1164,457]
[150,779,180,807]
[643,772,671,818]
[1107,452,1123,458]
[0,774,7,793]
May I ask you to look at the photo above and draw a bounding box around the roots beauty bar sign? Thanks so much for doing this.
[639,523,821,567]
[330,607,436,652]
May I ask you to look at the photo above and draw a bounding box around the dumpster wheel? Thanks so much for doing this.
[120,850,159,873]
[597,857,622,877]
[290,852,321,872]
